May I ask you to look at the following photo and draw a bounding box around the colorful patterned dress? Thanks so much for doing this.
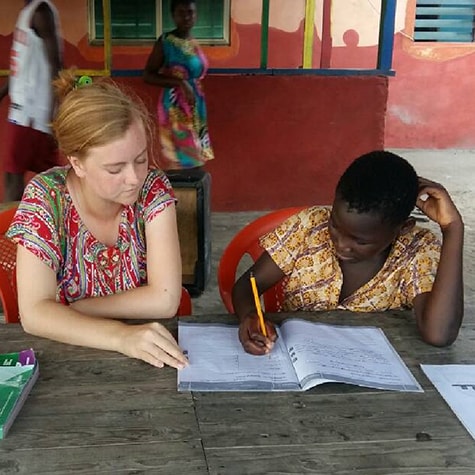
[157,32,214,169]
[7,166,175,304]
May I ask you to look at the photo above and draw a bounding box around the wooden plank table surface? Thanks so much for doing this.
[1,311,475,474]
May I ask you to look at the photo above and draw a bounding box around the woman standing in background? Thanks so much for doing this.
[143,0,214,170]
[8,70,188,369]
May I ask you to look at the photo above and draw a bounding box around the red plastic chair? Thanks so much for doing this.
[0,205,192,322]
[177,287,192,317]
[0,206,20,323]
[218,207,306,314]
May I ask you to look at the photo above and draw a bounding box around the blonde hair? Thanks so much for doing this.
[52,70,155,160]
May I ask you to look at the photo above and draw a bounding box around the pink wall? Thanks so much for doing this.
[385,34,475,149]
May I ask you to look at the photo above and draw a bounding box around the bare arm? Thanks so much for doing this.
[31,2,62,77]
[17,205,187,368]
[70,204,183,319]
[413,177,464,346]
[31,2,62,122]
[232,251,283,355]
[2,3,60,105]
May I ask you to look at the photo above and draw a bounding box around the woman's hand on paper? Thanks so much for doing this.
[239,314,278,355]
[118,322,189,369]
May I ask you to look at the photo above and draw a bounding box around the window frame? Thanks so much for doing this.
[400,0,475,63]
[413,0,475,44]
[88,0,230,46]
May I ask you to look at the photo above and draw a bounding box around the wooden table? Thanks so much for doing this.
[1,311,475,474]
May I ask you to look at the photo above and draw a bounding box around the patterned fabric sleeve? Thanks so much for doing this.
[399,229,441,305]
[6,174,63,273]
[259,209,311,276]
[141,168,177,223]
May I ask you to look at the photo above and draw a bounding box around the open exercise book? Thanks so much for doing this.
[0,349,39,439]
[178,319,422,392]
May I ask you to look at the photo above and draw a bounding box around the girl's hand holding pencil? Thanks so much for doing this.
[238,313,277,355]
[238,273,278,355]
[250,273,267,336]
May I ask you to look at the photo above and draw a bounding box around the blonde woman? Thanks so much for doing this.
[7,71,188,369]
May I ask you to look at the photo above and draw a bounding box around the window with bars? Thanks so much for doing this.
[91,0,230,44]
[414,0,475,42]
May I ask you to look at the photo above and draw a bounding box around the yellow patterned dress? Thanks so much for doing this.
[260,206,441,312]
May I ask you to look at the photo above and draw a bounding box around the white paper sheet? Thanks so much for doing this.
[421,364,475,440]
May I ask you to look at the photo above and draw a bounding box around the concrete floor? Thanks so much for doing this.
[193,149,475,330]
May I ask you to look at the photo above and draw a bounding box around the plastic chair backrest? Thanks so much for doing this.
[0,206,20,323]
[0,205,192,322]
[218,207,306,314]
[177,286,192,316]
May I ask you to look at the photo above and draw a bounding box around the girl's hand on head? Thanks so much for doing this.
[238,313,277,356]
[119,322,189,369]
[416,177,463,230]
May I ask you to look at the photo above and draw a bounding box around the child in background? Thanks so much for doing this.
[232,151,464,355]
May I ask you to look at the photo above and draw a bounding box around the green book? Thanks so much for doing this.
[0,349,39,439]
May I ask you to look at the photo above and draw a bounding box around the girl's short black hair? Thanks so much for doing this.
[171,0,196,14]
[335,150,419,225]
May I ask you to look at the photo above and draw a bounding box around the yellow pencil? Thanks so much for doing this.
[249,273,267,337]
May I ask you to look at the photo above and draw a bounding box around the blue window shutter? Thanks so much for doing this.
[414,0,475,42]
